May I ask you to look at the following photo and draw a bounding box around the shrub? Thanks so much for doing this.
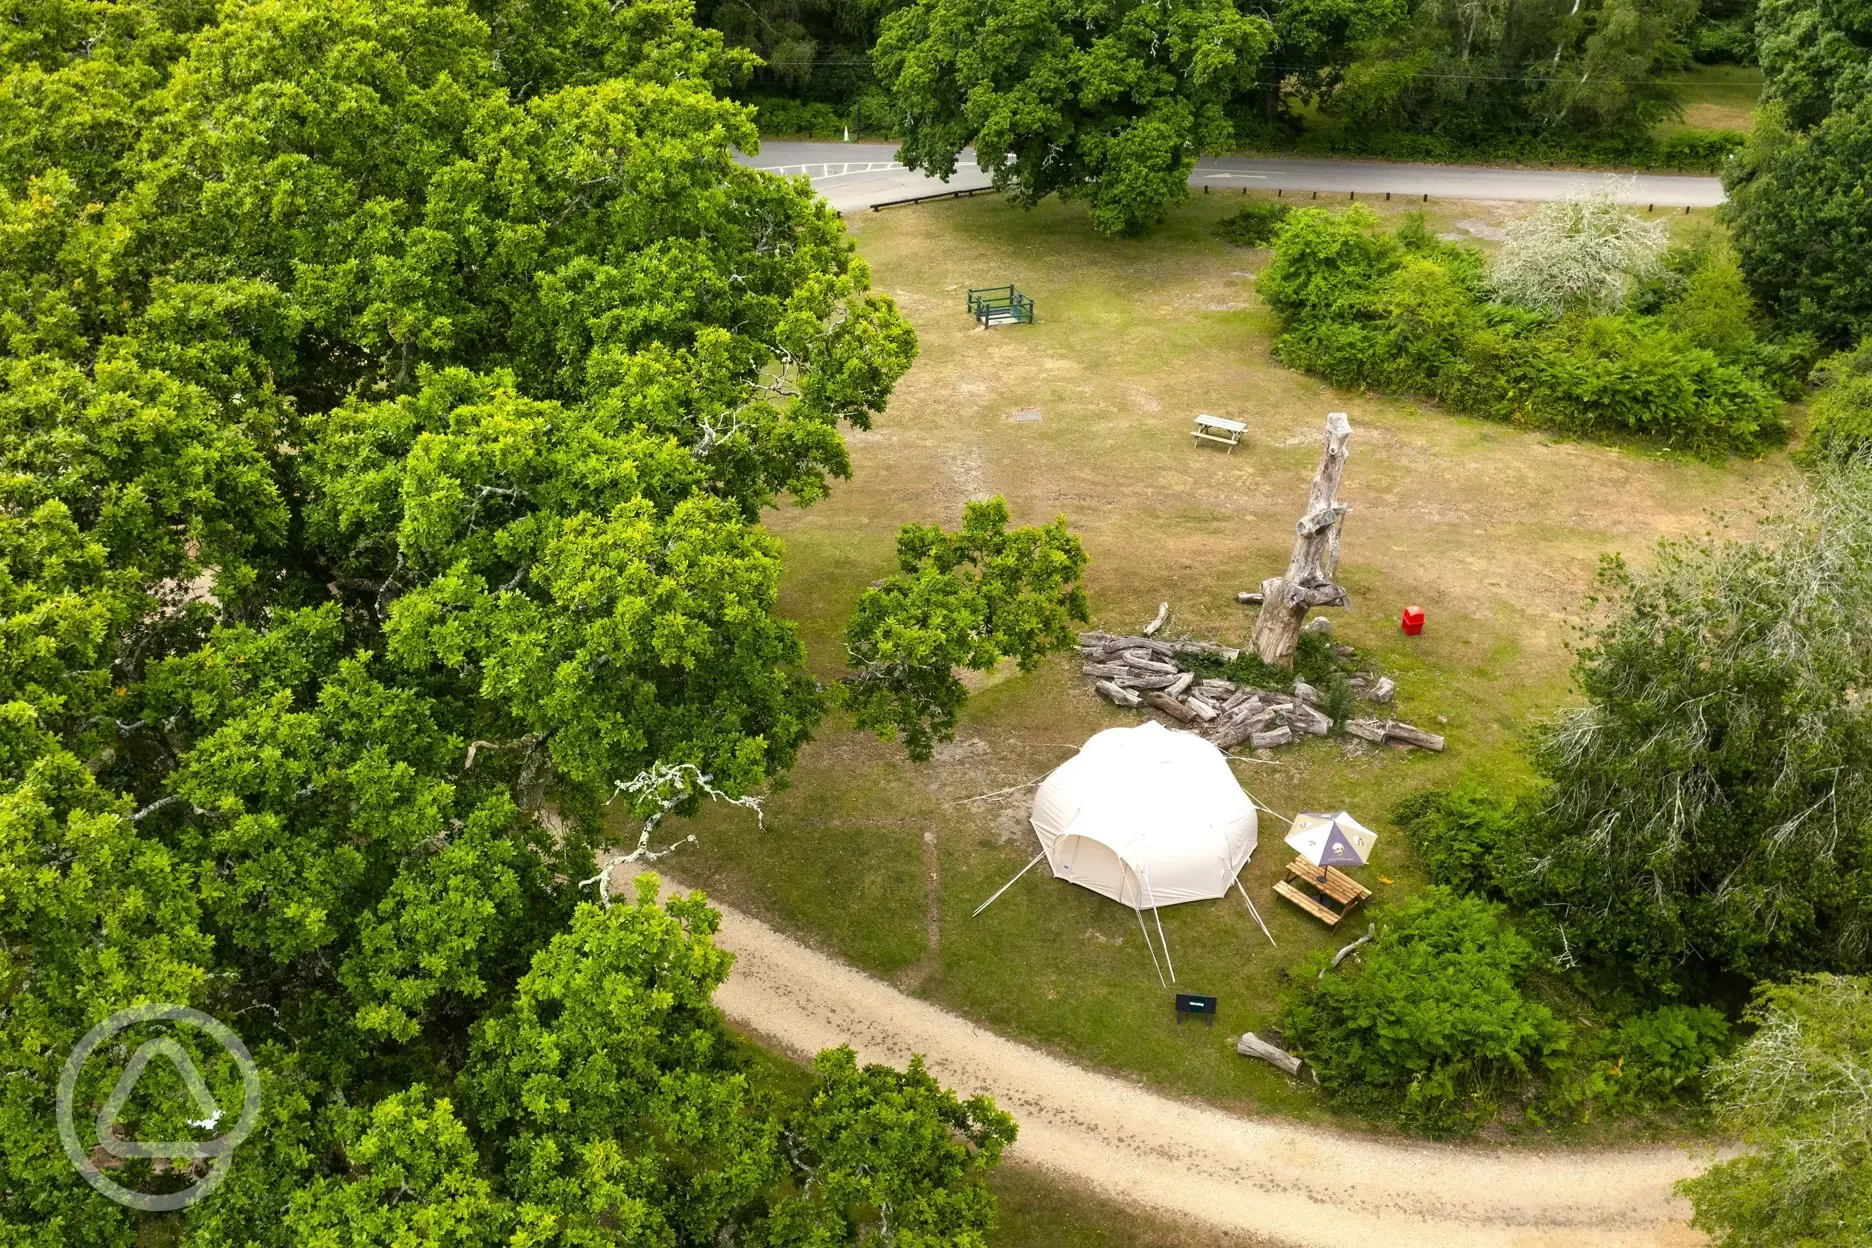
[1263,207,1787,453]
[1216,199,1291,246]
[1493,314,1782,448]
[1280,888,1570,1134]
[1489,191,1670,316]
[1207,627,1338,690]
[1661,246,1759,358]
[1802,339,1872,463]
[1393,781,1524,897]
[750,95,848,139]
[1554,1005,1734,1121]
[1257,205,1401,323]
[1652,128,1748,172]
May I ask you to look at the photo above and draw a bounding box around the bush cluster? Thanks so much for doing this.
[749,95,850,139]
[1217,199,1292,246]
[1280,888,1569,1134]
[746,91,898,140]
[1282,872,1735,1132]
[1551,1005,1733,1122]
[1231,122,1747,175]
[1260,207,1792,453]
[1393,781,1524,897]
[1802,339,1872,462]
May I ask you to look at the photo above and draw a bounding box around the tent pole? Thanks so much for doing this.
[1143,869,1176,984]
[1153,905,1176,983]
[1235,878,1277,947]
[969,849,1047,918]
[1133,902,1167,987]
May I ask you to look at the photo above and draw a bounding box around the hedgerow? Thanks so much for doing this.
[1260,206,1790,453]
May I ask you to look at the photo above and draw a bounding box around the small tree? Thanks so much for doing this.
[1681,974,1872,1247]
[843,497,1088,760]
[1489,187,1669,315]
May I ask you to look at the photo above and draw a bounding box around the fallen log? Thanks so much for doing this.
[1165,671,1195,698]
[1236,1032,1305,1077]
[1079,632,1176,657]
[1318,923,1376,980]
[1096,680,1142,709]
[1249,726,1295,749]
[1197,679,1237,700]
[1121,650,1180,675]
[1081,662,1133,681]
[1185,693,1220,722]
[1219,688,1260,714]
[1143,602,1170,636]
[1118,672,1184,691]
[1370,677,1396,704]
[1384,721,1445,751]
[1166,639,1241,662]
[1342,718,1389,744]
[1293,679,1322,706]
[1209,706,1277,749]
[1288,701,1332,737]
[1143,691,1197,723]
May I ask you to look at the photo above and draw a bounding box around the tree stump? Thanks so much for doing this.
[1251,412,1352,667]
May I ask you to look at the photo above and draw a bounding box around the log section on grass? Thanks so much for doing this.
[1251,412,1352,667]
[1237,1032,1305,1076]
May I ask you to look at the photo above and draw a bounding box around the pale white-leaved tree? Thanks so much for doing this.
[1489,183,1669,315]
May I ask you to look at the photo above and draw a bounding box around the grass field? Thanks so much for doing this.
[639,190,1787,1138]
[1666,64,1763,133]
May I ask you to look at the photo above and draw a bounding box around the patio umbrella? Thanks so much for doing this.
[1284,811,1376,870]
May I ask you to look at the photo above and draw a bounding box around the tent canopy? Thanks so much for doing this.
[1029,721,1258,909]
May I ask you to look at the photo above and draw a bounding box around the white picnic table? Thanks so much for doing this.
[1192,413,1246,452]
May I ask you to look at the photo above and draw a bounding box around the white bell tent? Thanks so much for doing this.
[973,721,1272,984]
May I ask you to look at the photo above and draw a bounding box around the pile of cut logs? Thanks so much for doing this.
[1078,630,1444,753]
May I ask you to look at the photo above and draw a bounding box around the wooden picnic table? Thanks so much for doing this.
[1273,855,1372,927]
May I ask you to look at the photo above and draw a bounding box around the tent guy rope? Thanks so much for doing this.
[969,850,1047,917]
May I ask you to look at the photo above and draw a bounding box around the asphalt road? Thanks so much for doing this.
[744,140,1726,212]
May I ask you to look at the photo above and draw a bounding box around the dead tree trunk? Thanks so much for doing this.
[1251,412,1352,667]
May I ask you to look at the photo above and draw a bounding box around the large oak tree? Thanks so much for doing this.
[0,0,1075,1241]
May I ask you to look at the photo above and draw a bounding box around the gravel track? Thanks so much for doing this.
[667,881,1709,1248]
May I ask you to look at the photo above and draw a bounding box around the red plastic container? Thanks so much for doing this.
[1401,606,1425,636]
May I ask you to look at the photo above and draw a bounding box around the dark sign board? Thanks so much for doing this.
[1175,993,1218,1025]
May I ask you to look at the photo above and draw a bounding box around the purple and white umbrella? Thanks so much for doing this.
[1284,811,1377,869]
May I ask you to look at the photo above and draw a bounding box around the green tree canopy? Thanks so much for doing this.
[874,0,1273,234]
[1406,461,1872,998]
[1724,0,1872,347]
[0,0,1051,1240]
[1334,0,1697,140]
[1681,974,1872,1247]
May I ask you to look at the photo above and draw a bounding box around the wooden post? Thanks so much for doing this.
[1250,412,1352,667]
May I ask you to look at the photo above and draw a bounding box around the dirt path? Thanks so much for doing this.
[668,880,1709,1248]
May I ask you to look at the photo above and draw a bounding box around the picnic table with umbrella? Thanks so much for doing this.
[1273,811,1375,927]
